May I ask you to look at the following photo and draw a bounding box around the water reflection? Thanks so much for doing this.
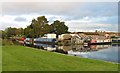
[33,43,56,51]
[33,42,119,63]
[68,45,119,63]
[58,45,111,52]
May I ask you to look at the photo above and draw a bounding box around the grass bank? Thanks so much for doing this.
[112,42,120,44]
[2,45,118,71]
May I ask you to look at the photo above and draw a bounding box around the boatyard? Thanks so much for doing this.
[14,31,120,46]
[1,2,119,71]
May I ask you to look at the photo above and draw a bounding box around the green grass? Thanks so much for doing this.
[2,45,118,71]
[0,46,2,72]
[0,35,1,72]
[112,42,120,44]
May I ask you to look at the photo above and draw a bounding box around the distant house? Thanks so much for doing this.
[71,34,83,44]
[83,32,100,39]
[44,33,56,39]
[58,34,72,41]
[105,32,118,39]
[58,32,115,44]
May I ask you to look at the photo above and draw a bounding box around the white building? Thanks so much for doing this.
[44,34,56,38]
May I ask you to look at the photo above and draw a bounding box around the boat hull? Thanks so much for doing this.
[89,42,111,45]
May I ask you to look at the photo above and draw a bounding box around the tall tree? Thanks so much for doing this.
[25,16,50,38]
[50,20,68,38]
[36,16,49,37]
[24,16,69,38]
[5,27,17,38]
[16,28,24,37]
[1,31,6,39]
[24,26,34,38]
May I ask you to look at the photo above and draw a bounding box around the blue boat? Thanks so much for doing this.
[34,38,57,45]
[112,39,120,43]
[25,38,33,46]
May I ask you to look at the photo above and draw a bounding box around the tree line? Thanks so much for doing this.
[1,16,68,39]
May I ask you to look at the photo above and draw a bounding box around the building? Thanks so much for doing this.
[58,34,72,41]
[71,34,83,44]
[44,33,56,39]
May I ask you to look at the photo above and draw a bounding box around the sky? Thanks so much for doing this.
[0,2,118,32]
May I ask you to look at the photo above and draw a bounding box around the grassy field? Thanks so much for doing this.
[2,45,118,71]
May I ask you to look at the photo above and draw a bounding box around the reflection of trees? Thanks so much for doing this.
[35,44,111,54]
[55,47,68,54]
[60,45,111,52]
[58,46,71,51]
[71,45,94,52]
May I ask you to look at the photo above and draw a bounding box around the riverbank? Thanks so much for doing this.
[112,42,120,44]
[2,45,118,71]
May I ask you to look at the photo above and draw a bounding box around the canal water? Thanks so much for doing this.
[68,45,119,63]
[34,43,120,63]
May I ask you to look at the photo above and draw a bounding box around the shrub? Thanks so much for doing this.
[2,39,14,46]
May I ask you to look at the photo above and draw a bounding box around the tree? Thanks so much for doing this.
[24,16,50,38]
[36,16,49,37]
[1,31,6,39]
[24,26,34,38]
[4,27,25,38]
[16,28,24,37]
[50,20,68,38]
[24,16,69,38]
[5,27,17,38]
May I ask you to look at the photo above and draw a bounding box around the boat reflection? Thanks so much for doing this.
[33,42,111,54]
[33,43,56,51]
[67,45,111,56]
[58,45,111,52]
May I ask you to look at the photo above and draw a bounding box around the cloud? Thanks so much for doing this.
[1,21,30,30]
[63,2,118,22]
[67,23,118,32]
[14,17,27,22]
[2,2,117,17]
[0,0,119,2]
[1,2,118,32]
[0,14,118,32]
[2,2,78,15]
[0,15,30,30]
[66,16,118,32]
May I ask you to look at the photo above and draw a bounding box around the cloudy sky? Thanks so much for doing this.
[0,2,118,32]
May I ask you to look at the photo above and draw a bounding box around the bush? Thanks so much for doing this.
[2,39,14,46]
